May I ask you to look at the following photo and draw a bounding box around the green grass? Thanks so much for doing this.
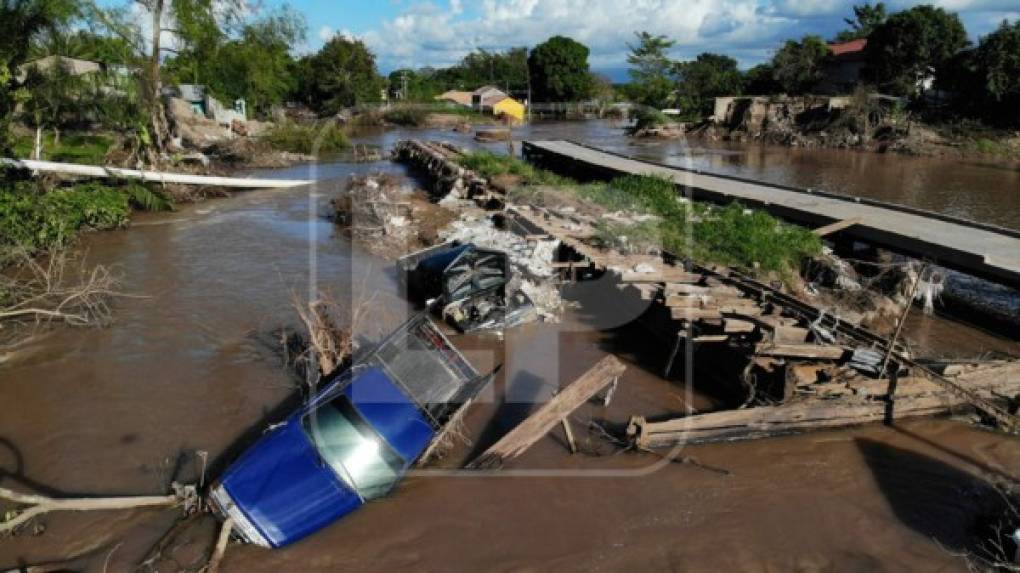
[459,150,575,187]
[459,151,822,277]
[263,121,350,155]
[13,132,115,165]
[0,180,174,255]
[0,182,131,251]
[382,106,430,127]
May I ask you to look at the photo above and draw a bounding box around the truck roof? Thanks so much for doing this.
[363,314,481,426]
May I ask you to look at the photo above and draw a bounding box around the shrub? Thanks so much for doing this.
[382,106,429,127]
[627,108,671,134]
[0,182,131,251]
[263,121,350,155]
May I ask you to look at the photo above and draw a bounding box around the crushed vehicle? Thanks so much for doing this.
[209,313,488,548]
[398,242,537,332]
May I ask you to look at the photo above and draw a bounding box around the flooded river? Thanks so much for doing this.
[1,123,1018,571]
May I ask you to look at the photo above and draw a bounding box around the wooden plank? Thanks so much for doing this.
[754,343,846,360]
[772,326,811,344]
[620,270,704,283]
[664,295,709,308]
[467,356,627,469]
[665,283,742,297]
[813,217,863,237]
[671,308,722,321]
[561,418,578,454]
[628,361,1020,448]
[724,319,757,334]
[550,260,588,269]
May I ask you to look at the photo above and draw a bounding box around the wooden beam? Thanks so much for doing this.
[629,363,1020,448]
[754,343,847,360]
[813,217,863,237]
[561,418,578,454]
[467,356,627,469]
[620,270,704,283]
[724,319,757,334]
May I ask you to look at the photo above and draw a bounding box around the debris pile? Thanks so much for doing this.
[508,203,1020,438]
[440,214,563,321]
[331,174,457,258]
[392,140,503,207]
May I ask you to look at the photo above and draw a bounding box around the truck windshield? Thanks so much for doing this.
[302,396,405,501]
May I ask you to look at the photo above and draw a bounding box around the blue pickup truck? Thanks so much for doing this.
[209,314,484,548]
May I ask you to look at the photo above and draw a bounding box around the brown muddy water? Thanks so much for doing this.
[1,126,1018,572]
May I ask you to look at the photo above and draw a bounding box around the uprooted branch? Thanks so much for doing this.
[287,290,383,386]
[0,249,122,346]
[0,483,198,536]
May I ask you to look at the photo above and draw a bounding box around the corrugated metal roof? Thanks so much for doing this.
[829,38,867,56]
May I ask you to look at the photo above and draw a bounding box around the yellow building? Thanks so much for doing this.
[492,96,526,123]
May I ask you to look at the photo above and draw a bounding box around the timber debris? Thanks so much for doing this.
[391,139,1019,445]
[468,355,626,469]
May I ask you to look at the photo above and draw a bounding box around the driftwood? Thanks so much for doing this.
[0,484,195,535]
[468,356,627,469]
[628,362,1020,448]
[205,518,234,573]
[1,250,122,350]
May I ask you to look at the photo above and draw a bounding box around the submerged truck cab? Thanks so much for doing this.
[210,314,483,548]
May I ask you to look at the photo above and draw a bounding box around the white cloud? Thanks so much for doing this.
[319,26,335,42]
[355,0,1018,72]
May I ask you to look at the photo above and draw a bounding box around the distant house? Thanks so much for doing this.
[472,85,509,111]
[163,84,246,126]
[16,55,104,83]
[435,90,473,107]
[816,39,868,95]
[492,97,525,122]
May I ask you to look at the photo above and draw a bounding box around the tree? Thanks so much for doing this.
[744,63,782,95]
[771,35,830,94]
[20,60,82,156]
[672,52,743,118]
[165,7,305,116]
[528,36,592,102]
[626,31,675,108]
[386,68,444,102]
[0,0,78,158]
[130,0,244,153]
[865,5,968,96]
[948,20,1020,127]
[296,36,384,113]
[836,3,888,42]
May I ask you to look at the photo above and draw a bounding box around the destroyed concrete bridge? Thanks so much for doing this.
[522,140,1020,289]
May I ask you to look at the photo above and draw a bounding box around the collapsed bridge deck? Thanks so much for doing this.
[522,140,1020,289]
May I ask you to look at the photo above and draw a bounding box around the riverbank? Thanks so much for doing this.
[630,102,1020,162]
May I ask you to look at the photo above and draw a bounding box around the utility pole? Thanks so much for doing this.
[400,70,409,101]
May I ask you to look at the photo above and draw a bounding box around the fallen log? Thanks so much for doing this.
[467,355,626,469]
[0,483,195,534]
[628,362,1020,448]
[1,158,312,188]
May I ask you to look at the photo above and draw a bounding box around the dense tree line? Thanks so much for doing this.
[622,3,1020,128]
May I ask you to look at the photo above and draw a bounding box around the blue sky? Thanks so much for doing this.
[160,1,1020,81]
